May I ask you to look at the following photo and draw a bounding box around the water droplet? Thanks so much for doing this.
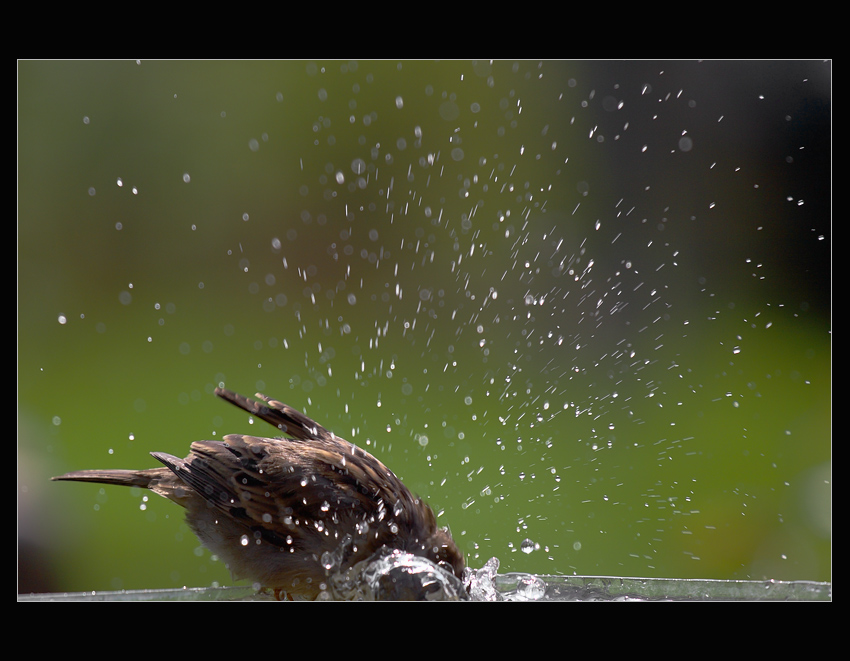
[515,574,547,600]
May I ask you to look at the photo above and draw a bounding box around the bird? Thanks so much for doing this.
[52,386,465,600]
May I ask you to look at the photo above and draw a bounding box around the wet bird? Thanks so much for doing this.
[52,387,465,599]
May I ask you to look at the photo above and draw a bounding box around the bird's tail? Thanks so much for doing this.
[51,468,166,489]
[51,466,188,505]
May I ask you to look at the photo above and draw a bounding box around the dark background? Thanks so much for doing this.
[18,60,830,593]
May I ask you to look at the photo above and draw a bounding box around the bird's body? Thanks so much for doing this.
[52,387,464,599]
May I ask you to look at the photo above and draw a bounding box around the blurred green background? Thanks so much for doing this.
[18,60,830,594]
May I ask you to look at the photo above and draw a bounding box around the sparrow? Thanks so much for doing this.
[52,386,465,600]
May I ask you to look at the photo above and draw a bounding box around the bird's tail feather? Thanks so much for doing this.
[51,466,189,505]
[51,468,166,488]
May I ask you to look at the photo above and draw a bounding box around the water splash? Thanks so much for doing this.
[326,547,468,601]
